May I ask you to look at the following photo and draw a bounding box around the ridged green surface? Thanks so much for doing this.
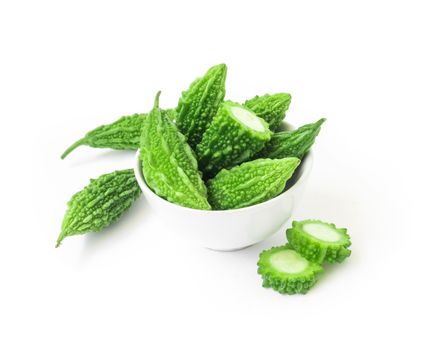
[257,244,324,295]
[207,158,300,210]
[61,113,147,159]
[286,220,351,263]
[140,92,211,210]
[196,101,272,177]
[256,118,325,160]
[56,169,141,247]
[244,93,291,131]
[175,64,227,148]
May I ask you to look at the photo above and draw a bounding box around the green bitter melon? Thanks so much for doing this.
[61,113,146,159]
[286,220,351,263]
[207,157,300,210]
[175,63,227,148]
[61,109,176,159]
[244,93,291,131]
[256,118,326,160]
[140,92,211,210]
[196,101,272,177]
[56,169,141,247]
[257,244,324,294]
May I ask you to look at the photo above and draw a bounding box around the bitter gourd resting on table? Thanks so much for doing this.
[244,93,291,131]
[207,158,300,210]
[61,109,176,159]
[140,92,211,210]
[286,220,351,263]
[56,169,141,247]
[255,118,326,160]
[257,244,324,294]
[196,101,272,177]
[175,63,227,148]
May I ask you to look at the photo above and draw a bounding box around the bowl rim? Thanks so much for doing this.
[134,154,313,215]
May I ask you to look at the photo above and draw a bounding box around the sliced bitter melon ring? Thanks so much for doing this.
[286,220,351,264]
[257,244,323,295]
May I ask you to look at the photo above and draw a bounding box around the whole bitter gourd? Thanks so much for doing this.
[207,157,300,210]
[56,169,142,247]
[257,244,324,294]
[175,63,227,148]
[286,220,351,263]
[196,101,272,177]
[61,113,146,159]
[255,118,326,160]
[140,92,211,210]
[244,93,291,131]
[61,109,176,159]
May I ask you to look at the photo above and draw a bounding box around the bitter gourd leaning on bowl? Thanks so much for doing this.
[255,118,326,160]
[61,110,176,159]
[196,101,272,177]
[207,158,300,210]
[286,220,351,263]
[257,244,324,294]
[56,169,141,247]
[244,93,291,131]
[175,63,227,148]
[140,92,211,210]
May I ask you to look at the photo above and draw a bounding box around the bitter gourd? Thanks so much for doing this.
[257,244,324,294]
[244,93,291,131]
[286,220,351,263]
[255,118,326,160]
[175,63,227,148]
[140,92,211,210]
[61,113,146,159]
[56,169,141,247]
[196,101,272,177]
[207,158,300,210]
[61,109,177,159]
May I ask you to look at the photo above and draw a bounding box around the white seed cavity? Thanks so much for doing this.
[231,106,265,132]
[269,250,308,274]
[303,223,342,242]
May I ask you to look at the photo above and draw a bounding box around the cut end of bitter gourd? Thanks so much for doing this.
[229,105,266,132]
[257,245,323,295]
[286,220,351,264]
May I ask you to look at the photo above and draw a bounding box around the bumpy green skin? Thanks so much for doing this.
[257,244,324,295]
[140,92,211,210]
[61,113,146,159]
[256,118,325,160]
[286,220,351,264]
[56,169,141,247]
[196,101,272,177]
[244,93,291,131]
[207,158,300,210]
[175,64,227,148]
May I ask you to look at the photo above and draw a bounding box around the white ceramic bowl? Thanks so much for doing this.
[134,123,313,251]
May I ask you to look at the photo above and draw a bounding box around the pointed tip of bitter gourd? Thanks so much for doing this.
[257,244,324,295]
[286,219,351,264]
[153,91,162,108]
[60,138,87,159]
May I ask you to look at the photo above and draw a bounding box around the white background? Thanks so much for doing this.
[1,0,428,349]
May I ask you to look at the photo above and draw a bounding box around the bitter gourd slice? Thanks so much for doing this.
[286,220,351,263]
[196,101,272,177]
[207,158,300,210]
[56,169,141,247]
[140,92,211,210]
[244,93,291,131]
[257,244,324,295]
[255,118,326,160]
[175,63,227,148]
